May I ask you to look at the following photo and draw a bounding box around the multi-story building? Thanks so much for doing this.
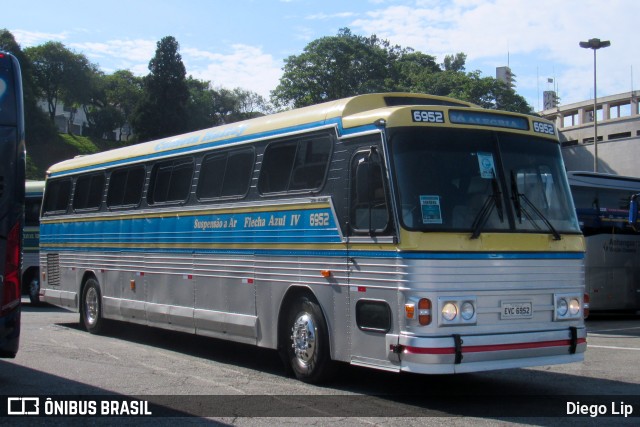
[540,91,640,177]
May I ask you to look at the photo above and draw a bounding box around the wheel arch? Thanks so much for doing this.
[78,270,100,309]
[276,285,333,355]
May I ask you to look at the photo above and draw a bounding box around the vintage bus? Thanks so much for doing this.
[568,171,640,312]
[39,93,587,382]
[23,181,44,305]
[0,51,25,358]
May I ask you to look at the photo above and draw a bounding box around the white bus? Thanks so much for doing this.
[22,181,44,305]
[39,93,587,383]
[568,171,640,312]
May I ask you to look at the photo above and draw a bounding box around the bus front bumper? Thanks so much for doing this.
[395,327,586,374]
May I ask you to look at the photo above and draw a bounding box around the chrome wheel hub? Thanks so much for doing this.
[85,287,99,325]
[291,313,316,365]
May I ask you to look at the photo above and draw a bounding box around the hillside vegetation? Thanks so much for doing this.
[27,134,128,180]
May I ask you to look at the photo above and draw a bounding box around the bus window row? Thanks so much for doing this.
[42,134,333,216]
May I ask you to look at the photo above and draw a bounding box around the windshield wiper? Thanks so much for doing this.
[509,170,561,240]
[471,178,504,239]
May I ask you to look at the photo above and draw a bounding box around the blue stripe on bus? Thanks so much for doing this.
[40,206,343,245]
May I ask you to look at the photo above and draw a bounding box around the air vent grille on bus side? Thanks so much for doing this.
[46,253,61,287]
[383,96,470,107]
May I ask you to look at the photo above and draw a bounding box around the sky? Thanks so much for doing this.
[5,0,639,111]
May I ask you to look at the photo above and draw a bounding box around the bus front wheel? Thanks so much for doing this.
[281,295,334,384]
[80,278,105,334]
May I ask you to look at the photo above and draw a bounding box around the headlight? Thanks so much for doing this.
[442,303,457,321]
[569,298,581,316]
[554,293,583,320]
[460,301,475,320]
[556,298,568,317]
[438,297,477,326]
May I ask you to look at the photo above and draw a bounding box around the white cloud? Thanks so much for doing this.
[305,12,356,20]
[69,39,157,72]
[183,44,282,99]
[11,29,68,47]
[350,0,640,107]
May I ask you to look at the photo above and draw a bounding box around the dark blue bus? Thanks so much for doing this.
[0,51,26,358]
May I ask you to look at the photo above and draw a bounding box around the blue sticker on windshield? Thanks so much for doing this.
[420,195,443,224]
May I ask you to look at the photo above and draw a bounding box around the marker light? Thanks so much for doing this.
[405,303,415,319]
[418,298,432,325]
[583,293,590,319]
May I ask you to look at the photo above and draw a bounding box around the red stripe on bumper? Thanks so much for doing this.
[404,338,587,355]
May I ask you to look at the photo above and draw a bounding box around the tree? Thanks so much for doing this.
[91,70,143,140]
[0,29,57,158]
[271,28,533,114]
[132,36,189,141]
[271,28,405,109]
[24,41,96,124]
[442,53,467,72]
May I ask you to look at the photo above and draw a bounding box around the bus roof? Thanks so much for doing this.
[567,171,640,191]
[46,92,546,177]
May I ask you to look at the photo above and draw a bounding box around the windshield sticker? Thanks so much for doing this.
[477,152,496,179]
[420,195,443,224]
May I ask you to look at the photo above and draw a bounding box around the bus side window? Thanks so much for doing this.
[197,148,254,200]
[258,135,331,195]
[73,173,105,211]
[147,158,194,204]
[42,179,72,215]
[107,166,146,208]
[350,149,390,234]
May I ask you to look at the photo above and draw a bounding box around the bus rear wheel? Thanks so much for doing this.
[80,278,105,334]
[280,295,334,384]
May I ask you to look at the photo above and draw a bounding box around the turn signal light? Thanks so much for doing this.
[418,298,432,326]
[583,293,590,319]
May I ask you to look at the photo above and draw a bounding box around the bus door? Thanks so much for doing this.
[346,146,401,371]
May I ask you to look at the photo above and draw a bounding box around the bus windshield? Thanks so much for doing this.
[390,127,581,234]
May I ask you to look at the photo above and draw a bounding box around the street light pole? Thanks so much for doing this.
[579,38,611,173]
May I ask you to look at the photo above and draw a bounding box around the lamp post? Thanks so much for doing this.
[579,38,610,172]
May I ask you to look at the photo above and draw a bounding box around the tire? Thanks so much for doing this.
[280,295,335,384]
[80,278,105,334]
[28,277,41,306]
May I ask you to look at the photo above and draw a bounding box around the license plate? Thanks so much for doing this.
[501,301,533,319]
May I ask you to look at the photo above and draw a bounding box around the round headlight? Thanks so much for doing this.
[461,301,475,320]
[569,298,581,316]
[442,303,457,321]
[556,298,568,317]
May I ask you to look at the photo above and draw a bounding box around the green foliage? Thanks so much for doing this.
[58,133,100,154]
[132,36,189,142]
[0,29,58,148]
[24,41,96,122]
[271,27,532,114]
[271,28,407,109]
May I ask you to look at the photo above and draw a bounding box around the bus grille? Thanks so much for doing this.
[46,253,61,286]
